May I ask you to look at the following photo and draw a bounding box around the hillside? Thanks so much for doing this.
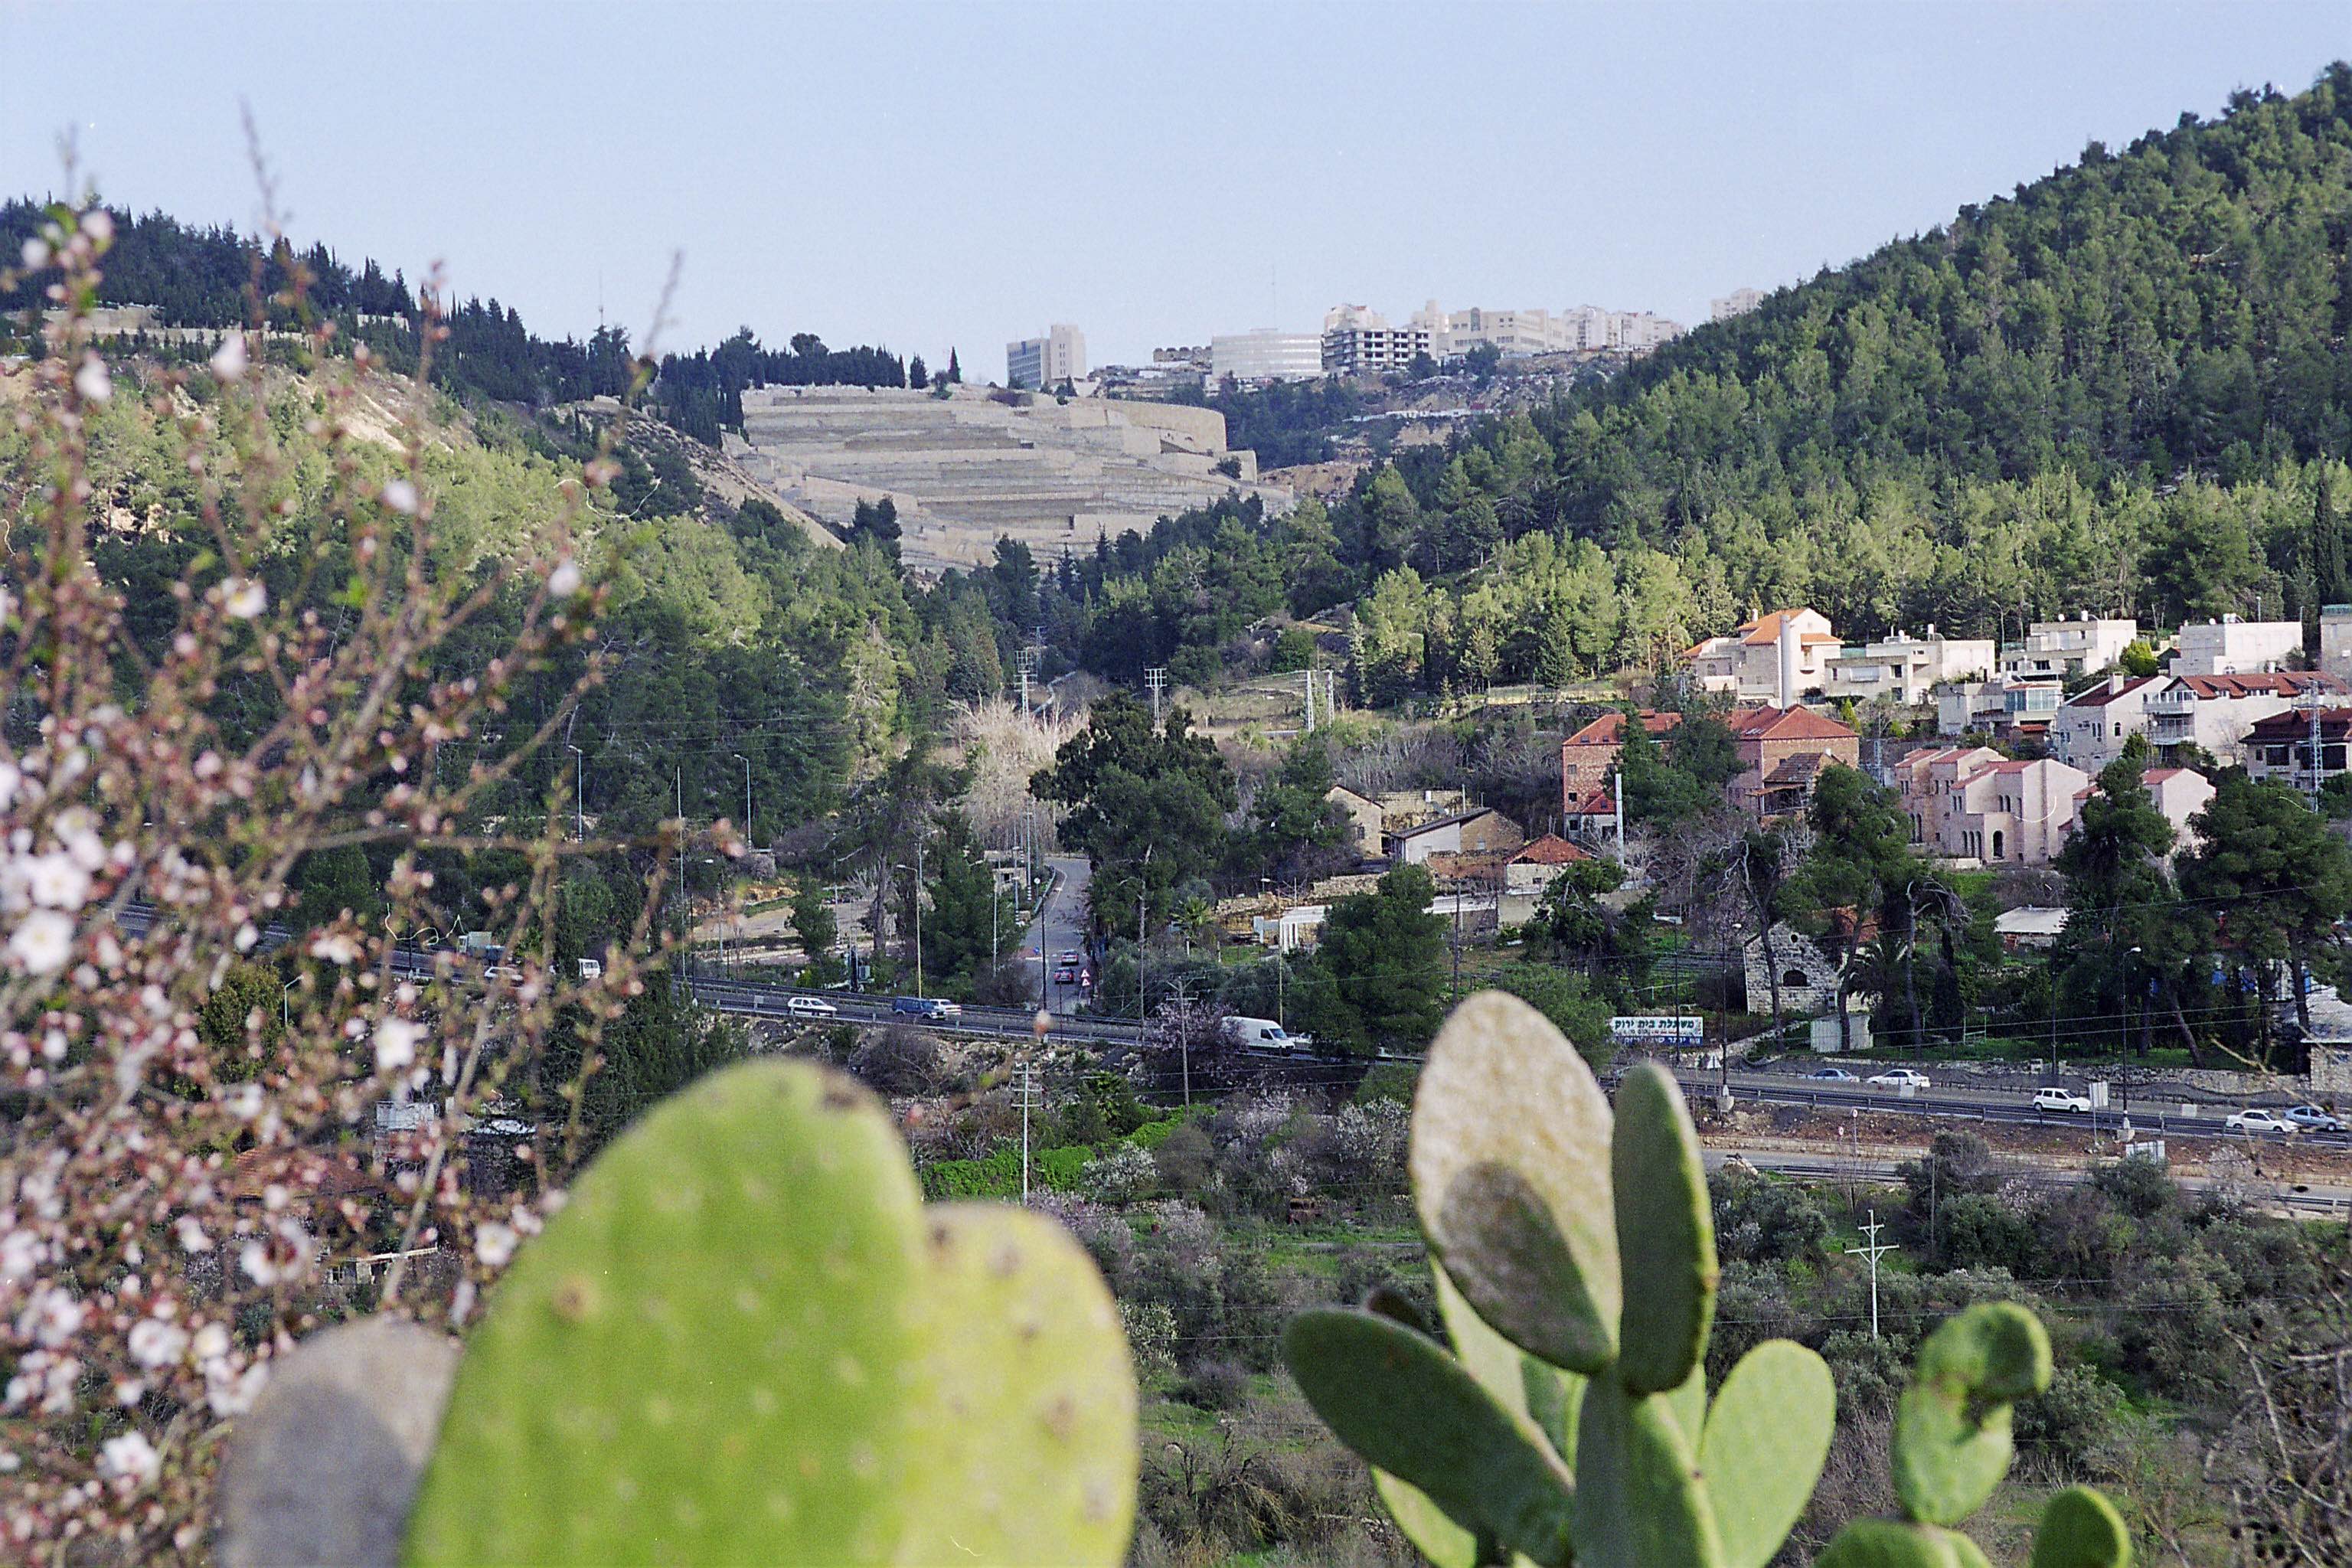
[970,67,2352,701]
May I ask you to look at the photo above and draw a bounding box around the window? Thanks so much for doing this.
[1991,830,2005,861]
[1782,969,1810,988]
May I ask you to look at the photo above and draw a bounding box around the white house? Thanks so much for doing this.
[1821,627,1995,707]
[2048,675,2163,771]
[1682,608,1838,702]
[2170,616,2301,677]
[1895,747,2089,865]
[2144,672,2347,764]
[2001,617,2138,681]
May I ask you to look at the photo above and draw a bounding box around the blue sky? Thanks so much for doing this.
[2,2,2344,371]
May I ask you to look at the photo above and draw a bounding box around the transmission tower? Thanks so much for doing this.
[1845,1209,1900,1339]
[1145,667,1169,726]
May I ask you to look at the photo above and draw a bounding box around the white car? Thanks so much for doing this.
[2225,1108,2292,1134]
[2282,1103,2344,1132]
[1867,1069,1932,1092]
[786,995,839,1019]
[2033,1088,2093,1114]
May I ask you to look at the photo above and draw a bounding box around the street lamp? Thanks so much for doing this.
[894,838,925,998]
[566,745,584,842]
[282,978,299,1028]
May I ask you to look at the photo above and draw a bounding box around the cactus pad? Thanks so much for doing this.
[1570,1374,1725,1568]
[1892,1303,2051,1527]
[404,1060,1135,1566]
[1815,1518,1987,1568]
[2030,1486,2132,1568]
[1412,992,1622,1374]
[1698,1340,1834,1568]
[1284,1308,1574,1565]
[1611,1063,1718,1393]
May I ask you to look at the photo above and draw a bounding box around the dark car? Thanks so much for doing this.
[890,996,957,1021]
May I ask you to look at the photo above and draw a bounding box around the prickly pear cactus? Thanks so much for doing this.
[403,1059,1135,1566]
[1283,992,1836,1568]
[1811,1289,2132,1568]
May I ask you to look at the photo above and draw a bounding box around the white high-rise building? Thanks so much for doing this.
[1006,324,1086,390]
[1209,329,1324,384]
[1711,288,1766,321]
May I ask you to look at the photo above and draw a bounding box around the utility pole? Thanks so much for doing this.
[1612,767,1625,864]
[1303,666,1315,733]
[1846,1210,1899,1340]
[733,753,753,843]
[1145,666,1168,727]
[567,745,584,841]
[894,840,926,998]
[1016,1060,1040,1201]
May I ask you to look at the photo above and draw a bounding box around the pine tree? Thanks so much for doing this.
[946,348,961,384]
[2315,475,2348,609]
[906,354,927,390]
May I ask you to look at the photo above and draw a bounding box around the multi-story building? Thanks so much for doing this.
[1726,705,1860,819]
[2143,672,2347,763]
[1209,330,1325,384]
[1821,627,1995,707]
[1934,674,2064,738]
[2170,615,2301,677]
[2140,766,2219,850]
[1559,709,1681,796]
[2246,707,2352,793]
[2321,605,2352,683]
[1683,608,1838,702]
[1320,305,1436,377]
[2000,616,2138,681]
[2047,675,2164,770]
[1895,746,2089,866]
[1710,288,1766,321]
[1005,325,1086,390]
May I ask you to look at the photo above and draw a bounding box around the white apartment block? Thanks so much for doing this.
[1209,330,1324,384]
[1682,608,1837,702]
[1895,747,2089,867]
[1821,627,1994,707]
[1345,300,1688,364]
[2321,604,2352,683]
[1934,675,2063,737]
[1321,305,1435,377]
[2142,671,2347,764]
[2169,615,2301,676]
[2000,616,2139,681]
[1710,288,1766,321]
[2048,675,2163,771]
[1006,325,1086,390]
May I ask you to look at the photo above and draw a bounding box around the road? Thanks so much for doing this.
[1024,854,1092,1014]
[1703,1147,2352,1219]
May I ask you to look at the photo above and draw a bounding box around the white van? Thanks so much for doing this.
[1219,1016,1295,1052]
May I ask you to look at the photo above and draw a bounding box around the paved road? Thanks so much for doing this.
[1024,854,1092,1014]
[1704,1147,2352,1219]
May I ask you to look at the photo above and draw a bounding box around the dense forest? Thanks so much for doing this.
[936,68,2352,704]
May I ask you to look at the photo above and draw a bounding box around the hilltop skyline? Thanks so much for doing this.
[2,3,2345,370]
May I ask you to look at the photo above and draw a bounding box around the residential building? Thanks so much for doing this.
[1322,786,1383,859]
[1938,674,2065,738]
[1505,834,1592,895]
[1320,305,1435,377]
[2246,706,2352,793]
[1005,325,1086,390]
[2141,766,2218,848]
[1896,746,2090,865]
[1710,288,1766,321]
[2170,615,2301,677]
[1725,704,1860,819]
[1742,922,1849,1016]
[1821,626,1995,707]
[1374,788,1467,851]
[1392,806,1525,866]
[1561,783,1615,838]
[1993,907,2069,952]
[1682,608,1838,702]
[1559,709,1681,796]
[1210,330,1324,384]
[2144,672,2347,764]
[2048,675,2164,770]
[2000,616,2138,681]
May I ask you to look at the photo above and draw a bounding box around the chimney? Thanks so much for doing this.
[1777,613,1800,709]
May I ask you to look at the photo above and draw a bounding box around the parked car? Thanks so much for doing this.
[2225,1108,2292,1134]
[889,996,960,1021]
[785,995,838,1019]
[2033,1088,2094,1114]
[1867,1069,1932,1092]
[2282,1103,2344,1132]
[1806,1067,1857,1082]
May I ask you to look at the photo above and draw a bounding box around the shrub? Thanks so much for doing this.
[1177,1358,1253,1411]
[848,1024,948,1096]
[1083,1142,1158,1204]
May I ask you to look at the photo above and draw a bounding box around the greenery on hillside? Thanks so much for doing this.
[944,68,2352,704]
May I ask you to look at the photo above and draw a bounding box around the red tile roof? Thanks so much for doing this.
[2174,673,2347,700]
[1726,704,1858,742]
[2063,676,2159,709]
[1563,710,1681,746]
[1563,786,1615,815]
[1512,833,1592,865]
[1736,609,1840,648]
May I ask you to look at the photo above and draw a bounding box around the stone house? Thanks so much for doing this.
[1322,785,1383,858]
[2049,675,2162,772]
[1895,746,2089,865]
[1741,922,1847,1015]
[1724,704,1860,818]
[1559,709,1681,796]
[1504,834,1592,895]
[1393,807,1526,867]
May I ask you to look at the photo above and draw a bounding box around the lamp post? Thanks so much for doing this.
[733,753,753,844]
[566,745,584,841]
[2124,945,2141,1114]
[282,978,298,1029]
[894,840,924,998]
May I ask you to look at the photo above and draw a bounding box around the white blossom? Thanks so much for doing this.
[8,910,73,975]
[18,237,48,270]
[547,558,583,599]
[97,1431,157,1486]
[237,1240,279,1286]
[73,356,111,404]
[307,929,360,965]
[21,852,90,910]
[18,1289,83,1348]
[209,332,248,381]
[0,763,19,810]
[381,479,419,515]
[374,1016,423,1073]
[191,1323,230,1362]
[0,1227,38,1280]
[81,210,113,245]
[222,577,267,620]
[127,1318,188,1368]
[474,1222,518,1269]
[173,1216,212,1253]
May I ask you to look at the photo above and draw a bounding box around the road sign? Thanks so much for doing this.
[1610,1015,1704,1047]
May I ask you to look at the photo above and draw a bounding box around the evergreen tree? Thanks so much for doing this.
[946,348,962,384]
[915,811,1010,984]
[1310,864,1449,1058]
[906,354,927,390]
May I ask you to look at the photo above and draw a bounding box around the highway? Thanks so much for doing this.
[1704,1147,2352,1220]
